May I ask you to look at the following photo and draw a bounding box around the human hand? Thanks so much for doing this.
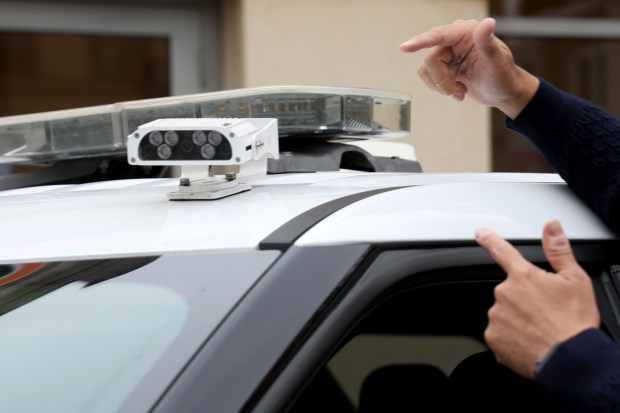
[476,219,601,379]
[399,18,539,119]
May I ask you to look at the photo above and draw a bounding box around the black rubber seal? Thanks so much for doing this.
[259,187,403,252]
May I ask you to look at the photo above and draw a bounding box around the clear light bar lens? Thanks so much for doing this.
[0,86,410,164]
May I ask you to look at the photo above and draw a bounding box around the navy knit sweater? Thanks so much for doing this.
[507,79,620,233]
[507,79,620,412]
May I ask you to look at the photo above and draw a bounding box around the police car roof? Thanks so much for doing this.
[0,171,613,264]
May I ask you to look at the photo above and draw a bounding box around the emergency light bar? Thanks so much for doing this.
[0,86,411,165]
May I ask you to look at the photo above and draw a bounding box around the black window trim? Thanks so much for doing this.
[253,241,620,413]
[151,244,372,413]
[259,187,402,252]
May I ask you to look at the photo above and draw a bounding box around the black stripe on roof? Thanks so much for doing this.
[259,187,403,252]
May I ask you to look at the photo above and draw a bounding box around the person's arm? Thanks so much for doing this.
[535,328,620,412]
[507,79,620,233]
[401,18,620,232]
[403,18,620,412]
[476,220,620,412]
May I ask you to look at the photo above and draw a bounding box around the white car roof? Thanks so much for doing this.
[0,171,614,264]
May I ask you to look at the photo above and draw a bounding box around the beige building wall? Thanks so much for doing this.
[219,0,490,172]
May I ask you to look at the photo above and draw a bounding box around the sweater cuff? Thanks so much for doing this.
[535,328,620,412]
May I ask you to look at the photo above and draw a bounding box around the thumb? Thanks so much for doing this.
[542,220,580,274]
[473,17,500,59]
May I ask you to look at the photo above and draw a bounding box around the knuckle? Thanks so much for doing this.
[466,19,481,28]
[492,283,506,300]
[426,28,445,46]
[573,268,593,285]
[483,328,491,344]
[507,260,529,276]
[488,244,503,260]
[421,53,436,67]
[547,237,572,255]
[483,326,498,348]
[549,246,575,263]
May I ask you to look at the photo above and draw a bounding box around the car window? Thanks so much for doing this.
[0,279,186,413]
[275,245,618,413]
[328,334,486,407]
[285,279,496,413]
[0,251,279,413]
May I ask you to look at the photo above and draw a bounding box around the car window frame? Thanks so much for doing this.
[252,241,620,413]
[151,244,372,413]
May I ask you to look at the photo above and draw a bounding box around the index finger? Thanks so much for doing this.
[475,227,530,274]
[399,20,477,53]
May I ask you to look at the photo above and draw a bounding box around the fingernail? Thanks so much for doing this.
[475,228,488,241]
[548,222,566,245]
[548,221,564,238]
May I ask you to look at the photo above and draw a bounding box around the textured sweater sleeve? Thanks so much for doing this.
[505,79,620,233]
[535,328,620,412]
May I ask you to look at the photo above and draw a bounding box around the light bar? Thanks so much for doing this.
[0,86,410,164]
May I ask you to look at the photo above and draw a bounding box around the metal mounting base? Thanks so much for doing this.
[168,178,251,200]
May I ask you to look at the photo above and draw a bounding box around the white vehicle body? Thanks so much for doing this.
[0,171,613,265]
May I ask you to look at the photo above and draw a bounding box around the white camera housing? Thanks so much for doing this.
[127,118,279,200]
[127,118,279,167]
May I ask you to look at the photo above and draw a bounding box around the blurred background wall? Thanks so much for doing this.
[0,0,488,173]
[218,0,489,173]
[1,0,618,173]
